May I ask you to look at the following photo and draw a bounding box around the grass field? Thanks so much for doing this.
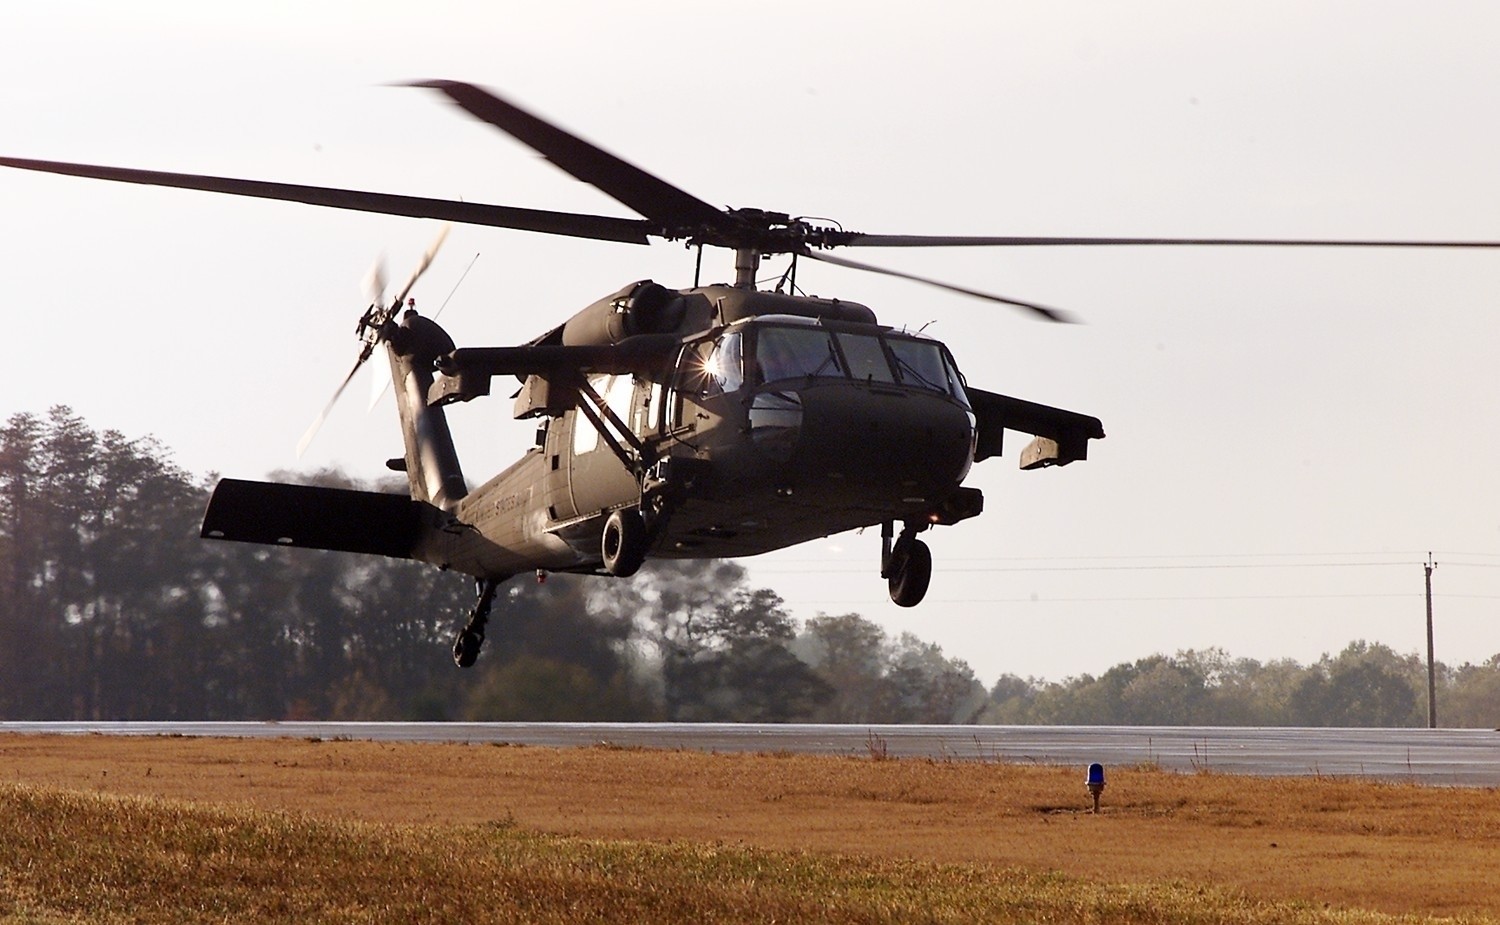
[2,733,1497,923]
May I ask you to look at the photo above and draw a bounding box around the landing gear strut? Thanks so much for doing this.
[453,577,500,668]
[882,521,932,608]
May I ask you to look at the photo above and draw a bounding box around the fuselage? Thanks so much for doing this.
[199,276,1098,620]
[416,310,981,578]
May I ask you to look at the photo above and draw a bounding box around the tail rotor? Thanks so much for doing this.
[296,225,450,457]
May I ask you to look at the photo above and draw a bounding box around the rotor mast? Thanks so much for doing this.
[733,247,761,288]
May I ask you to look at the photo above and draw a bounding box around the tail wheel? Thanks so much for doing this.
[888,537,932,607]
[602,508,648,577]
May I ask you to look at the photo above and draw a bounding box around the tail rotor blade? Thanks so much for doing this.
[368,349,392,411]
[297,354,369,457]
[396,224,450,305]
[371,249,479,412]
[362,257,388,308]
[301,227,453,456]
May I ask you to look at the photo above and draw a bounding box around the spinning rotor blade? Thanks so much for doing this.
[363,258,389,308]
[0,156,652,245]
[802,249,1074,323]
[301,228,450,456]
[812,232,1500,320]
[395,225,450,304]
[297,356,366,458]
[13,85,1499,326]
[834,233,1500,249]
[364,257,392,411]
[409,80,739,239]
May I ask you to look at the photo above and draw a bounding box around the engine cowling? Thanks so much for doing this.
[561,280,686,346]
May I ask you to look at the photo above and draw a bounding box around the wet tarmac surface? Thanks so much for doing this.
[4,722,1497,785]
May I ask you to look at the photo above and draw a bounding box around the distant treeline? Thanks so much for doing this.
[2,407,1498,727]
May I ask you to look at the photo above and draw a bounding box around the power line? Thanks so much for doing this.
[790,593,1422,605]
[942,551,1429,562]
[768,550,1500,565]
[783,592,1500,605]
[751,550,1500,607]
[755,561,1414,575]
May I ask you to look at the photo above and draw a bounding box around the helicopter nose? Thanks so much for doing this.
[787,385,973,500]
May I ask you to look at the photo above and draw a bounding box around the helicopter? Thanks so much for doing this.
[7,81,1493,668]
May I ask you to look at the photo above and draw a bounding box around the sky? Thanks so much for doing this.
[4,1,1499,686]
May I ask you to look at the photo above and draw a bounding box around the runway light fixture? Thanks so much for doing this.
[1086,762,1106,814]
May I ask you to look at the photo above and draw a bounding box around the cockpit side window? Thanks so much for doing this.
[674,343,711,394]
[888,338,948,391]
[676,332,744,396]
[941,348,970,407]
[753,326,843,383]
[833,332,896,383]
[888,337,969,405]
[704,332,743,394]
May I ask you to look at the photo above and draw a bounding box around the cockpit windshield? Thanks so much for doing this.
[754,325,842,381]
[834,332,896,383]
[746,322,968,404]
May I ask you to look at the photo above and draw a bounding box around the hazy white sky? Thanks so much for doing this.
[4,1,1498,684]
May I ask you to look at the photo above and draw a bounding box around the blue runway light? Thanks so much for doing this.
[1086,762,1106,813]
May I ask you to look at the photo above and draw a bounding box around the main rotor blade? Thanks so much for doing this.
[410,80,736,238]
[802,249,1074,323]
[836,233,1500,249]
[0,156,653,245]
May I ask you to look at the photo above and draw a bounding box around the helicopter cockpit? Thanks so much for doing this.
[681,315,970,403]
[668,315,980,507]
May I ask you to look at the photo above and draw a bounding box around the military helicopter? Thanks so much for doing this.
[5,81,1493,667]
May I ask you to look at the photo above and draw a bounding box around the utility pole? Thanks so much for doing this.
[1425,552,1438,729]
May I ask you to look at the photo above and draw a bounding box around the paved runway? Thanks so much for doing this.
[4,722,1497,786]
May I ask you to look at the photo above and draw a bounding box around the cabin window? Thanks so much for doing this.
[833,332,896,383]
[639,381,664,434]
[572,374,636,454]
[573,412,599,455]
[605,373,634,428]
[754,326,842,383]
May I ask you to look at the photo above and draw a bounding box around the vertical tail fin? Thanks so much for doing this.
[386,308,467,509]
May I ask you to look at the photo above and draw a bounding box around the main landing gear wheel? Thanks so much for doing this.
[601,508,648,577]
[887,536,932,608]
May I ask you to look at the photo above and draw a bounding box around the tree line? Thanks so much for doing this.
[984,642,1500,728]
[2,407,1497,727]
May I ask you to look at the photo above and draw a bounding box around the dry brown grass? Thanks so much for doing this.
[1,732,1497,923]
